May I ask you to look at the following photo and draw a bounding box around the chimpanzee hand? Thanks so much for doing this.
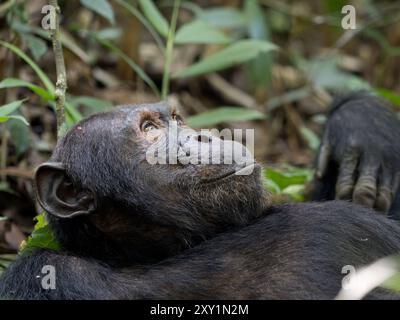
[315,93,400,214]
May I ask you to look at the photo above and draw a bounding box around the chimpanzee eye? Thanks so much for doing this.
[172,114,183,125]
[141,120,157,132]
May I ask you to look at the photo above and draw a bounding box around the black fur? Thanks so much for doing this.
[1,201,400,299]
[1,94,400,299]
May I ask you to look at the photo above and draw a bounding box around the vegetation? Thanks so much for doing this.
[1,0,400,292]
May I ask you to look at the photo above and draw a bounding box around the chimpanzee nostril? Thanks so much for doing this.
[197,134,212,143]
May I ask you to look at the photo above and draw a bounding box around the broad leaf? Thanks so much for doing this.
[0,99,27,117]
[23,34,47,61]
[244,0,273,89]
[264,166,313,191]
[197,7,246,29]
[376,88,400,107]
[139,0,169,37]
[0,115,29,126]
[174,40,277,78]
[93,28,122,41]
[6,118,30,156]
[187,107,266,128]
[300,126,320,151]
[0,99,29,125]
[80,0,115,24]
[301,57,371,91]
[0,78,53,101]
[21,214,60,252]
[0,40,54,93]
[70,96,113,110]
[175,20,231,44]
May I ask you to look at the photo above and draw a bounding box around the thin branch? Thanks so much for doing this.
[49,0,67,139]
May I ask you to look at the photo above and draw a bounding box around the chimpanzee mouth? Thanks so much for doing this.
[200,163,257,184]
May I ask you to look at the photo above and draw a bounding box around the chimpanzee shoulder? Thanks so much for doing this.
[144,200,400,299]
[0,248,123,300]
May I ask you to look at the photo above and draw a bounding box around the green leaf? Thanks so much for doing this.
[282,184,306,202]
[187,107,266,128]
[94,28,122,41]
[80,0,115,24]
[0,78,53,101]
[70,96,113,110]
[263,178,281,194]
[300,126,320,151]
[382,272,400,292]
[244,0,273,89]
[0,99,26,117]
[22,214,60,253]
[197,7,246,29]
[175,20,232,44]
[301,57,371,91]
[6,118,30,156]
[264,166,313,191]
[64,101,83,125]
[69,96,113,117]
[376,88,400,107]
[174,40,277,78]
[23,34,47,61]
[0,99,29,125]
[0,115,29,126]
[139,0,169,37]
[0,40,54,93]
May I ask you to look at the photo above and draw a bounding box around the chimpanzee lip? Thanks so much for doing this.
[200,163,256,184]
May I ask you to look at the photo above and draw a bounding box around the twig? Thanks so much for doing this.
[0,167,34,180]
[49,0,67,139]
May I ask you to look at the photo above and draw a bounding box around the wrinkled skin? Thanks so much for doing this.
[312,93,400,218]
[1,92,400,300]
[31,102,268,265]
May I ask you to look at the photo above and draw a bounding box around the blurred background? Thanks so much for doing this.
[0,0,400,267]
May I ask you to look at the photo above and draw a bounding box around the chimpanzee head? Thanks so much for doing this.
[34,102,269,265]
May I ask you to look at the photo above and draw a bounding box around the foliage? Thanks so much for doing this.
[1,0,400,269]
[264,166,314,202]
[20,214,60,253]
[187,107,266,128]
[80,0,115,25]
[174,40,277,79]
[0,99,29,125]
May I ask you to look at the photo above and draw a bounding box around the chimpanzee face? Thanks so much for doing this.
[124,103,260,187]
[34,102,268,244]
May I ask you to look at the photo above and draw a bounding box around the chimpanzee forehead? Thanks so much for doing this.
[117,102,174,117]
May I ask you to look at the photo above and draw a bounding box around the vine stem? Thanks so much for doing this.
[161,0,181,100]
[49,0,67,139]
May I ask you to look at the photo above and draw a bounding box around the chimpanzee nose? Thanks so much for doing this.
[195,132,213,143]
[178,130,213,148]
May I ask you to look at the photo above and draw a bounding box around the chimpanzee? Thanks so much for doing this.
[1,92,400,299]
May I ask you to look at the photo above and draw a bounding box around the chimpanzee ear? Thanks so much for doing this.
[34,162,97,218]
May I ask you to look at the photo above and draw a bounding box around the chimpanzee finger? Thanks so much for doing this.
[353,157,379,208]
[375,167,392,213]
[316,132,331,179]
[335,151,359,200]
[391,173,400,203]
